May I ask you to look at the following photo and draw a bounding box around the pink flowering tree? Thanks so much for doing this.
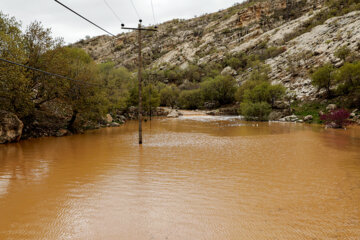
[320,109,351,129]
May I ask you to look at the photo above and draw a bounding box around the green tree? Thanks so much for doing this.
[143,84,160,114]
[184,64,201,82]
[242,82,285,107]
[0,12,33,117]
[160,84,180,107]
[335,62,360,89]
[200,75,237,106]
[269,84,286,107]
[248,61,271,82]
[59,47,108,132]
[23,21,65,109]
[311,63,334,97]
[178,89,203,109]
[240,101,271,121]
[98,62,132,112]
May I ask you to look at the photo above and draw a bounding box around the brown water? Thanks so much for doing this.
[0,116,360,240]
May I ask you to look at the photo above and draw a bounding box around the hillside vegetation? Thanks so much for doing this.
[1,0,360,142]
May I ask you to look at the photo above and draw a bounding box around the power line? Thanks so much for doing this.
[0,57,99,87]
[54,0,116,37]
[150,0,156,24]
[129,0,141,20]
[103,0,123,24]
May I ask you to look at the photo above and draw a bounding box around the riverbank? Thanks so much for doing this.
[1,104,359,145]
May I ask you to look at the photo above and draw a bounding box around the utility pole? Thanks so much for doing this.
[122,20,157,144]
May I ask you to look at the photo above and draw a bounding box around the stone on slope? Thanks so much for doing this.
[0,111,24,144]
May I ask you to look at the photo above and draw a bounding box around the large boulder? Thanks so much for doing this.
[0,111,24,144]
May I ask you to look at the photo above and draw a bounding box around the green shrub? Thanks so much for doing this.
[200,75,237,106]
[335,62,360,89]
[311,63,335,97]
[160,85,180,107]
[224,57,242,70]
[178,89,203,109]
[143,84,160,114]
[240,101,272,121]
[334,46,351,61]
[248,62,271,82]
[243,82,285,107]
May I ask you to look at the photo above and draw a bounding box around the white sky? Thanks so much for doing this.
[1,0,244,43]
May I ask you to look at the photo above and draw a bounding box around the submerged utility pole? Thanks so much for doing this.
[122,20,157,144]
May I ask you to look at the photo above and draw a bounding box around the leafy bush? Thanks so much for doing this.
[334,46,351,61]
[224,57,242,70]
[160,85,180,107]
[311,63,335,97]
[242,81,285,107]
[240,101,272,121]
[178,89,203,110]
[248,62,271,82]
[143,84,161,114]
[320,109,351,128]
[335,62,360,90]
[200,75,237,106]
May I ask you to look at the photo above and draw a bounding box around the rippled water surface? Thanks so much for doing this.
[0,116,360,240]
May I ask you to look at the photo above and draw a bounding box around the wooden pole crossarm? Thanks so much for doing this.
[121,27,158,31]
[121,21,158,144]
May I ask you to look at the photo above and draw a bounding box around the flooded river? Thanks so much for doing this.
[0,116,360,240]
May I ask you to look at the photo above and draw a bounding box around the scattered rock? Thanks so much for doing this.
[273,101,290,110]
[105,114,113,123]
[221,66,237,76]
[109,122,121,127]
[279,114,299,122]
[204,101,217,109]
[155,107,171,116]
[56,129,70,137]
[269,111,283,121]
[218,106,239,116]
[167,110,182,118]
[326,104,337,111]
[304,115,313,122]
[206,110,219,116]
[0,111,24,144]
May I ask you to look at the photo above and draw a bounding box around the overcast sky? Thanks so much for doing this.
[1,0,244,43]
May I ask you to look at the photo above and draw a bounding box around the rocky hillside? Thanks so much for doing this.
[73,0,360,101]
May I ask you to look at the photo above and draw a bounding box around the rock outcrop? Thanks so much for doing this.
[74,0,360,102]
[0,111,24,144]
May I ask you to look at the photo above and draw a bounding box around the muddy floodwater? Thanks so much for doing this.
[0,116,360,240]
